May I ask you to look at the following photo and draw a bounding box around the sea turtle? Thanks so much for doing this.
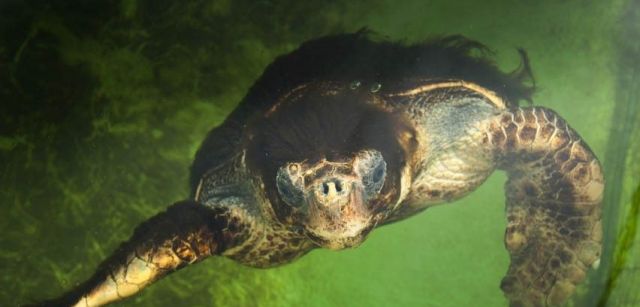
[36,31,604,307]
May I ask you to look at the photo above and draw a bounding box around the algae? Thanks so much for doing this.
[0,0,635,306]
[598,183,640,306]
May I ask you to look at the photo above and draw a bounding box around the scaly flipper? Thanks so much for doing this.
[33,201,250,307]
[486,107,604,306]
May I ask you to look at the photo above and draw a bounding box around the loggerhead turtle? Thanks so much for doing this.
[36,32,604,307]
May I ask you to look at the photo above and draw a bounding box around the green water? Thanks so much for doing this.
[1,0,639,306]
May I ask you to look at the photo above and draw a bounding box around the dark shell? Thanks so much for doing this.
[189,30,534,194]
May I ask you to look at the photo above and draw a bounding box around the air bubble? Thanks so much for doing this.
[349,80,361,90]
[370,83,381,93]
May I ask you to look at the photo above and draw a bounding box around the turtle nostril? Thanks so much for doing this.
[322,182,330,195]
[319,179,346,197]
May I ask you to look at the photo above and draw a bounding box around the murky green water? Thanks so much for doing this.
[1,0,639,306]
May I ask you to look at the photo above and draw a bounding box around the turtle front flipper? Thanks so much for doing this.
[34,200,250,307]
[486,107,604,306]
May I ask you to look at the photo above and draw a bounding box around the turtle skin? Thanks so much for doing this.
[32,33,603,307]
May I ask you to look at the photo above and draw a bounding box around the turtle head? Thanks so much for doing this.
[244,83,416,250]
[276,150,386,249]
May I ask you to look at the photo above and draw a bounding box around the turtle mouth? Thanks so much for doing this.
[304,222,375,250]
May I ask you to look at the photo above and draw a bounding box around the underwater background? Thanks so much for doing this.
[1,0,639,306]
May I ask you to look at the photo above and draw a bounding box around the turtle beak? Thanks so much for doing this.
[305,177,373,249]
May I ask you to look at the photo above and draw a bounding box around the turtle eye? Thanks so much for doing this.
[372,163,385,184]
[355,150,387,198]
[279,185,295,202]
[276,164,305,208]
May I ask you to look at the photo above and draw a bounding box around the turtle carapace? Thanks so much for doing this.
[35,32,604,307]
